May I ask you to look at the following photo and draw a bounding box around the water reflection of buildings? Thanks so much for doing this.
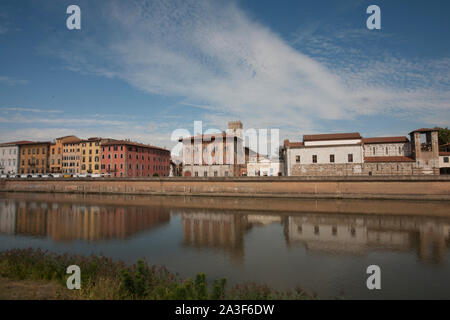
[182,212,249,262]
[0,200,171,241]
[284,214,450,263]
[0,200,16,235]
[182,212,282,262]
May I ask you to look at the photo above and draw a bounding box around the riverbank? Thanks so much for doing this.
[0,249,314,300]
[2,191,450,217]
[1,176,450,200]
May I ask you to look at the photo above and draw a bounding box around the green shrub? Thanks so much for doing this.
[0,248,314,300]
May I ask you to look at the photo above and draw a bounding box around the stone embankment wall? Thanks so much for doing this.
[1,176,449,200]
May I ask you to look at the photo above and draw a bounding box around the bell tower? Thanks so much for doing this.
[409,128,439,175]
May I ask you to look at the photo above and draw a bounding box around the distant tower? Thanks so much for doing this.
[227,121,243,139]
[409,128,440,175]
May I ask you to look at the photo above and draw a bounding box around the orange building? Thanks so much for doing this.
[49,135,80,173]
[18,142,51,174]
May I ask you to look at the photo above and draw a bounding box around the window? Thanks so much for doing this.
[373,147,376,155]
[295,155,300,163]
[204,172,208,177]
[348,154,353,163]
[332,226,337,236]
[385,147,388,155]
[314,226,319,235]
[330,154,335,163]
[445,157,449,163]
[312,155,317,163]
[195,172,198,177]
[214,171,218,177]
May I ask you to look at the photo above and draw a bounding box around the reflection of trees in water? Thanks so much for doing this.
[283,214,450,264]
[1,200,170,242]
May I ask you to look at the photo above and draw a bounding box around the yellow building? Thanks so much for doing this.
[62,138,81,174]
[49,135,80,173]
[80,138,114,174]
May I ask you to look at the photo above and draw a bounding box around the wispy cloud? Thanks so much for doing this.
[45,0,449,136]
[0,107,62,113]
[0,76,29,86]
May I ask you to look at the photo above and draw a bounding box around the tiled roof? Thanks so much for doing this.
[284,140,304,148]
[79,137,111,143]
[364,156,415,163]
[0,140,34,146]
[303,132,361,142]
[362,136,409,144]
[410,128,438,133]
[101,140,169,152]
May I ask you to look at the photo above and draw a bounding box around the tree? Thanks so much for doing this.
[435,127,450,146]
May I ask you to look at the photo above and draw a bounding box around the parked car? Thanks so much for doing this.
[91,174,101,178]
[63,174,72,178]
[0,174,8,179]
[41,174,50,178]
[52,174,61,178]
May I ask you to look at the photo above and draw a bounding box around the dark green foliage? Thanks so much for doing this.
[0,248,313,300]
[435,127,450,146]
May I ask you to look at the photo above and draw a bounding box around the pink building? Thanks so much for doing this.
[101,140,171,178]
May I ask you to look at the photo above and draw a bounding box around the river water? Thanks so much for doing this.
[0,192,449,299]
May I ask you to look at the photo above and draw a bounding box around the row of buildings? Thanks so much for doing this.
[0,136,171,177]
[1,122,449,178]
[180,121,450,177]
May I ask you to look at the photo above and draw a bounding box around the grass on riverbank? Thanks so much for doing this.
[0,249,315,300]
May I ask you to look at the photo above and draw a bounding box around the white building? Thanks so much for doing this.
[180,121,256,177]
[283,129,441,176]
[0,143,20,175]
[362,136,411,158]
[284,132,364,176]
[247,156,284,176]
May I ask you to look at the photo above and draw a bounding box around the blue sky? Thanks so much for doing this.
[0,0,449,153]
